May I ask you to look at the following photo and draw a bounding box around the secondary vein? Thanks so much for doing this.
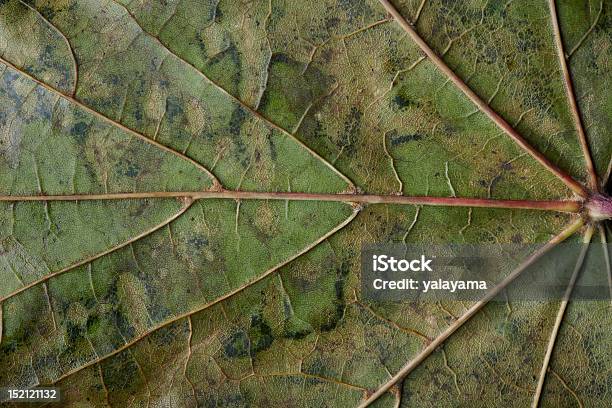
[109,0,356,191]
[0,56,221,191]
[548,0,598,190]
[358,217,585,407]
[45,207,360,386]
[377,0,587,197]
[532,225,594,408]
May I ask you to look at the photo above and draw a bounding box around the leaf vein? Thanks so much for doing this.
[108,0,355,192]
[377,0,587,197]
[47,206,360,387]
[358,217,584,407]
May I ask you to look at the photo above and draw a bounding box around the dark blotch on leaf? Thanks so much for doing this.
[118,160,141,178]
[33,354,56,372]
[201,393,246,408]
[392,86,420,110]
[511,234,523,244]
[229,105,247,137]
[320,261,349,332]
[66,322,83,343]
[38,6,55,19]
[86,314,100,333]
[266,131,277,160]
[103,353,140,392]
[326,17,340,30]
[228,106,248,161]
[150,322,181,347]
[336,107,361,157]
[70,121,89,142]
[249,313,274,354]
[259,53,335,131]
[338,0,371,22]
[392,94,412,109]
[165,96,183,122]
[389,130,423,146]
[205,42,242,95]
[111,309,135,340]
[284,327,312,340]
[224,330,250,358]
[0,340,18,354]
[188,235,209,249]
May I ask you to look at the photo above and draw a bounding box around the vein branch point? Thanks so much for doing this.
[585,193,612,221]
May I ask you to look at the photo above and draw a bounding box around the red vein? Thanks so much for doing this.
[0,198,193,303]
[548,0,598,190]
[358,217,584,407]
[0,56,221,191]
[0,191,580,304]
[0,190,582,213]
[48,207,360,386]
[110,0,355,191]
[532,225,593,408]
[377,0,587,197]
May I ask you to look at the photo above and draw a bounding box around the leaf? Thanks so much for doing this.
[0,0,610,407]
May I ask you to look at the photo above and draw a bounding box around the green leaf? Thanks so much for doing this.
[0,0,610,407]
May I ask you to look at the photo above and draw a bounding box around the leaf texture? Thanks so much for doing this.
[0,0,610,407]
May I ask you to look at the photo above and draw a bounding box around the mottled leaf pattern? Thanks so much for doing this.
[0,0,610,407]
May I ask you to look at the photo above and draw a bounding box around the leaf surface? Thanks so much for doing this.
[0,0,610,407]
